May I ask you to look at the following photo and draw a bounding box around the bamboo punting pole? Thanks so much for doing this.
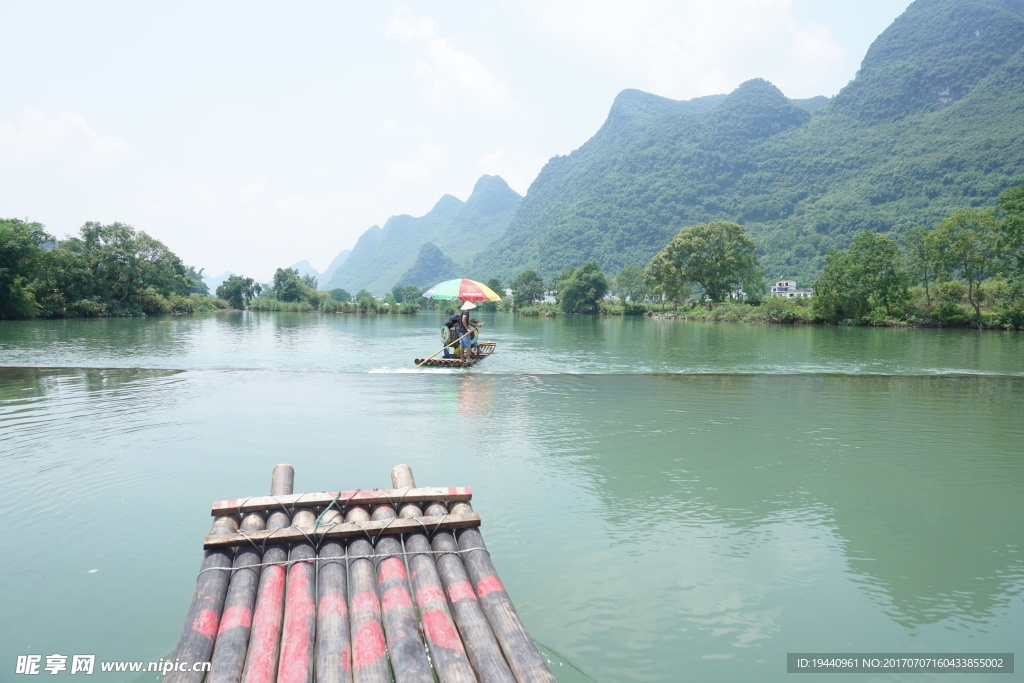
[369,503,432,682]
[207,464,291,683]
[315,508,352,683]
[345,506,391,683]
[165,513,240,683]
[278,508,318,683]
[241,464,297,683]
[414,329,473,369]
[391,465,480,683]
[450,500,556,683]
[422,500,514,683]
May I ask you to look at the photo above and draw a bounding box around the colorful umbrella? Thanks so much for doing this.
[422,278,501,302]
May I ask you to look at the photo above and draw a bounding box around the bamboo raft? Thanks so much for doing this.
[166,463,553,683]
[415,342,496,368]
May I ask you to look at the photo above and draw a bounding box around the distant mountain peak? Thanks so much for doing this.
[598,88,725,137]
[396,242,459,289]
[431,194,465,214]
[465,174,522,214]
[324,175,522,294]
[830,0,1024,120]
[702,78,810,140]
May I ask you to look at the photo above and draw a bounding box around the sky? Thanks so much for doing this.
[1,0,914,282]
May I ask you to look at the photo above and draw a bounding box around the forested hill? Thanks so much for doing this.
[469,0,1024,285]
[325,174,521,294]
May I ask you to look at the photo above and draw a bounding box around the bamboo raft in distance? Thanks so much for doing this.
[415,341,496,368]
[166,463,554,683]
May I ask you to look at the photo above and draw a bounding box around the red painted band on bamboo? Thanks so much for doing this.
[421,609,465,653]
[475,574,505,599]
[446,580,476,603]
[381,586,413,611]
[217,605,253,635]
[191,609,219,639]
[351,590,380,613]
[318,593,348,617]
[377,557,407,583]
[353,621,387,669]
[278,565,315,683]
[415,583,445,609]
[245,566,286,683]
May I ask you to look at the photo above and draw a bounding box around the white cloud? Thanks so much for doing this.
[238,177,269,203]
[0,107,133,166]
[509,0,846,98]
[387,7,516,110]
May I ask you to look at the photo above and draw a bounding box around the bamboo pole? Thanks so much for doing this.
[315,508,351,683]
[346,506,391,683]
[278,508,318,683]
[370,503,432,682]
[423,499,514,682]
[241,464,297,683]
[207,464,292,683]
[450,500,555,683]
[389,465,481,683]
[207,511,268,683]
[165,513,240,683]
[415,329,473,369]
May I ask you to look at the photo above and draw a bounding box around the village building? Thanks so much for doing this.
[770,279,814,298]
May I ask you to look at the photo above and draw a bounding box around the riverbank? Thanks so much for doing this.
[514,297,1023,330]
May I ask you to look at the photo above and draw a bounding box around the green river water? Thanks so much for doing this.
[1,312,1021,682]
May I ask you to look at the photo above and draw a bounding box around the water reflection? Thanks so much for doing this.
[1,353,1022,681]
[456,375,501,417]
[3,313,1023,375]
[501,373,1024,645]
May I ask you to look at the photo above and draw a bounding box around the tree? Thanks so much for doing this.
[900,226,937,308]
[615,265,645,301]
[511,270,544,307]
[185,266,210,296]
[813,230,910,321]
[482,278,503,311]
[556,260,608,313]
[354,289,375,303]
[645,255,689,304]
[216,275,262,309]
[301,274,318,289]
[648,221,762,303]
[390,285,422,303]
[273,267,300,299]
[997,180,1024,277]
[37,222,189,316]
[932,209,1001,322]
[0,218,51,319]
[329,288,351,302]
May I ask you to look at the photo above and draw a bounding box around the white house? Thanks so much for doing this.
[770,279,814,298]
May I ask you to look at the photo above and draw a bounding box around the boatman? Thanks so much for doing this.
[457,301,484,360]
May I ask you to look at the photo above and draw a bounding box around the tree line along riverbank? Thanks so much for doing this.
[2,180,1022,328]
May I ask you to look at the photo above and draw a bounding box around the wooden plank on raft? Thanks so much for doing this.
[203,512,482,549]
[211,487,473,517]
